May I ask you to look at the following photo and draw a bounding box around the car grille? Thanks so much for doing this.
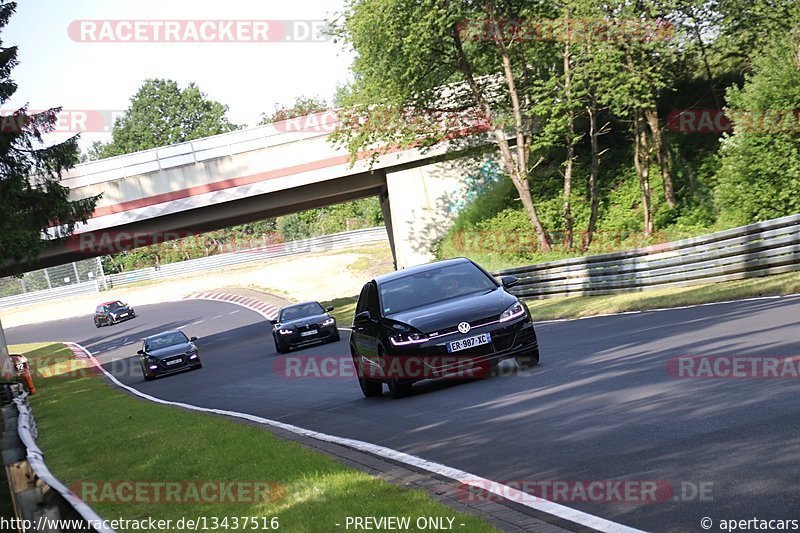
[427,315,499,338]
[296,323,320,333]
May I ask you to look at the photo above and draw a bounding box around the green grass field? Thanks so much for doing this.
[12,342,498,533]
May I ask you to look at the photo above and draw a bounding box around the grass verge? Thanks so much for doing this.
[524,271,800,321]
[14,342,498,533]
[321,296,358,326]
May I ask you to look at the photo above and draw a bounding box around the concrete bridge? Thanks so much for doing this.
[26,112,498,274]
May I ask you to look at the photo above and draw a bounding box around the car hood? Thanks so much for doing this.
[146,343,193,359]
[278,314,331,327]
[385,288,516,333]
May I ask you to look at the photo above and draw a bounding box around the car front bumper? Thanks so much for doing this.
[377,318,538,382]
[280,323,339,348]
[147,355,201,376]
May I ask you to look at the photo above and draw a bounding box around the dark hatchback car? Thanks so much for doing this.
[94,300,136,327]
[271,301,340,353]
[350,257,539,398]
[138,330,202,381]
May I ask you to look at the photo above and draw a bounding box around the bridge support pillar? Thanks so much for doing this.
[384,160,474,270]
[378,184,398,271]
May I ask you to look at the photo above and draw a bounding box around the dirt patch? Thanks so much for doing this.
[1,243,394,328]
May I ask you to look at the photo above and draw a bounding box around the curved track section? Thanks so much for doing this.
[8,295,800,532]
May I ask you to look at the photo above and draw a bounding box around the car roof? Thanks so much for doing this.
[374,257,472,284]
[99,300,124,306]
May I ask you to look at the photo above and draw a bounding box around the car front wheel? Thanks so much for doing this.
[380,349,412,399]
[274,335,287,354]
[352,350,382,398]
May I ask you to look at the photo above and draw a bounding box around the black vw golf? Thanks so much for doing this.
[271,301,340,353]
[350,258,539,398]
[138,330,202,381]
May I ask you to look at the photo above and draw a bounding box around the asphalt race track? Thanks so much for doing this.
[7,295,800,532]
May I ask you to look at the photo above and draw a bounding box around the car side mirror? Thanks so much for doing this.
[269,319,278,325]
[137,349,144,355]
[501,275,519,289]
[353,310,372,323]
[190,336,198,342]
[326,306,334,312]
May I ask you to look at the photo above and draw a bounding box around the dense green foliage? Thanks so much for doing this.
[0,0,98,270]
[329,0,800,267]
[86,79,242,160]
[713,32,800,227]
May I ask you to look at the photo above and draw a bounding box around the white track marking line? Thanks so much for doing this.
[65,341,646,533]
[185,294,279,320]
[535,292,800,324]
[190,320,205,326]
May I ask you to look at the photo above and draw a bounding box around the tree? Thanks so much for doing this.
[0,0,98,267]
[332,0,562,252]
[714,28,800,226]
[259,95,329,125]
[0,0,99,375]
[586,0,682,236]
[89,79,241,159]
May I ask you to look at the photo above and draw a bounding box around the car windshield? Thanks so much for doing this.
[280,302,324,322]
[380,262,498,315]
[145,331,188,351]
[107,301,125,310]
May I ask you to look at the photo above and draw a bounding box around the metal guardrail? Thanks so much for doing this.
[0,280,100,311]
[107,226,390,288]
[2,383,114,532]
[495,213,800,299]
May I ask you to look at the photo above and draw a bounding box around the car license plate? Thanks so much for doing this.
[300,329,318,337]
[119,313,128,317]
[165,359,181,366]
[448,333,491,353]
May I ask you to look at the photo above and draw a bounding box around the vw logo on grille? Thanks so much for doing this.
[458,322,471,334]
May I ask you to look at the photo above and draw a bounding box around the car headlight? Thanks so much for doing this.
[322,317,335,326]
[390,332,428,346]
[499,301,526,322]
[279,328,293,335]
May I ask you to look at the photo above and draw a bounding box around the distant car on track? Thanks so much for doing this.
[349,257,540,398]
[94,300,135,327]
[271,301,340,353]
[138,330,202,381]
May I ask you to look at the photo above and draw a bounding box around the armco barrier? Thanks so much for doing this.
[1,383,114,532]
[494,213,800,299]
[106,226,389,288]
[0,280,100,311]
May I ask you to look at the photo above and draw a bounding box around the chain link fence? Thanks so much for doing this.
[0,258,106,299]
